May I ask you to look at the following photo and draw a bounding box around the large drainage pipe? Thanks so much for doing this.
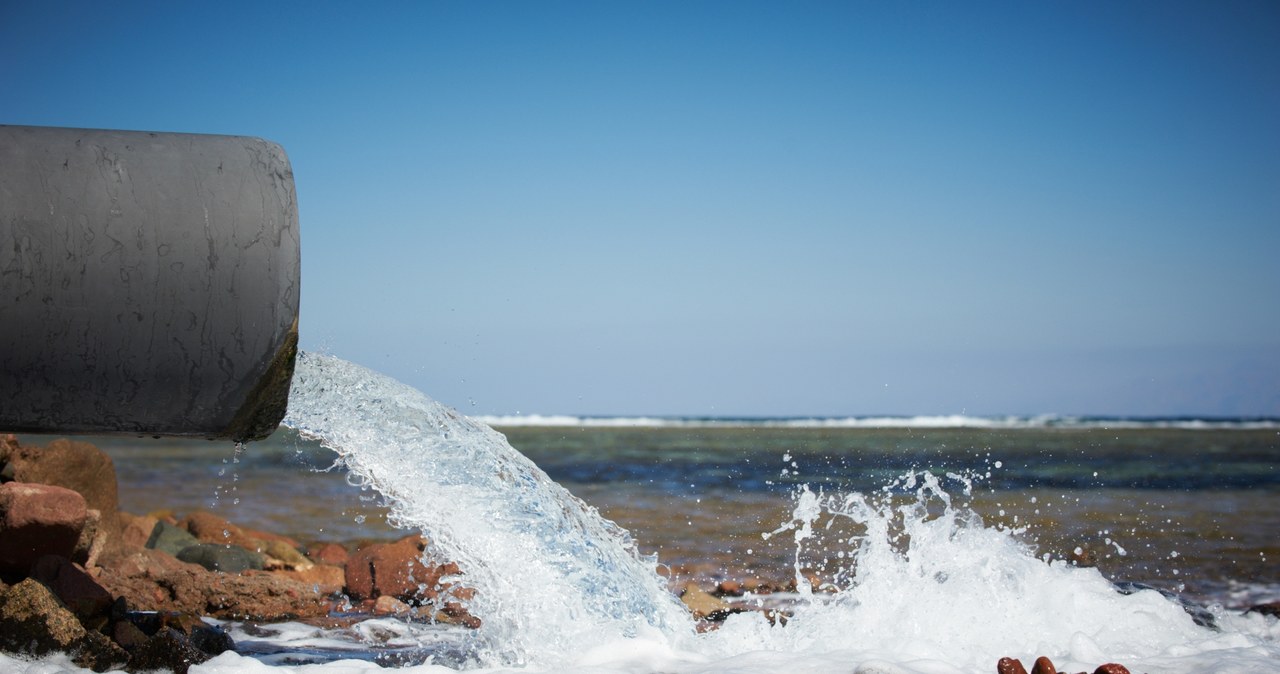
[0,125,300,441]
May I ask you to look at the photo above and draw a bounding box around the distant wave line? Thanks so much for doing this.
[476,414,1280,430]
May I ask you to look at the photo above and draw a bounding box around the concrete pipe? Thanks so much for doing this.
[0,125,300,441]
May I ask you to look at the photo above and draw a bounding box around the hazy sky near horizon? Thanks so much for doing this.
[3,1,1278,417]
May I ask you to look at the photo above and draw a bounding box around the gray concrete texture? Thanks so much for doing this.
[0,125,300,441]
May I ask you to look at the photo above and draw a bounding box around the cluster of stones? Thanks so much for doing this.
[998,655,1130,674]
[0,435,475,672]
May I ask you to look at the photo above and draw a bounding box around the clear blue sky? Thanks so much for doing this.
[3,1,1278,417]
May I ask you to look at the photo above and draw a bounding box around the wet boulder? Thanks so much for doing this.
[0,577,126,671]
[346,535,433,601]
[126,627,212,674]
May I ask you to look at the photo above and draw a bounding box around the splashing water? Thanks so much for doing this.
[700,472,1280,673]
[282,352,693,666]
[274,353,1279,673]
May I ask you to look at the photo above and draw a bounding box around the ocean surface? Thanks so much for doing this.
[88,414,1280,608]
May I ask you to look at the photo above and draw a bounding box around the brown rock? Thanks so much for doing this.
[373,594,410,615]
[1246,600,1280,618]
[0,434,18,462]
[119,512,160,551]
[128,627,210,674]
[997,657,1029,674]
[112,619,149,650]
[262,538,312,570]
[1092,666,1130,674]
[276,563,346,595]
[715,579,744,596]
[178,513,309,570]
[346,535,435,601]
[29,555,114,625]
[1031,656,1058,674]
[73,508,109,568]
[125,611,234,656]
[0,577,127,670]
[97,549,328,620]
[0,577,86,651]
[180,510,257,549]
[679,581,731,620]
[241,525,301,549]
[0,482,87,575]
[308,542,349,567]
[4,438,122,554]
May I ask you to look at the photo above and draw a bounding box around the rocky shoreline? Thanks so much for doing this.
[2,434,1276,674]
[0,435,482,672]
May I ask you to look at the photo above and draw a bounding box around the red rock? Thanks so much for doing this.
[997,657,1029,674]
[29,555,114,623]
[0,482,87,574]
[96,549,328,621]
[5,437,131,570]
[308,542,349,567]
[180,510,259,549]
[1093,665,1130,674]
[119,512,160,551]
[241,525,301,549]
[715,579,744,596]
[4,438,122,551]
[345,535,435,601]
[275,564,346,595]
[373,594,410,615]
[1030,656,1058,674]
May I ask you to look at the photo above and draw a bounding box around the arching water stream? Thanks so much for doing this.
[280,352,694,666]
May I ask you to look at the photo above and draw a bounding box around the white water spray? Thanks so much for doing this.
[282,353,692,666]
